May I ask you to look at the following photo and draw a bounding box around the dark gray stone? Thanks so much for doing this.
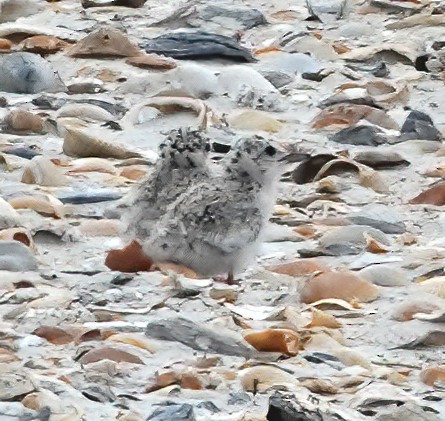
[58,190,122,204]
[200,5,267,30]
[141,32,255,62]
[354,150,410,169]
[0,241,38,272]
[346,62,389,77]
[147,404,195,421]
[347,204,406,234]
[400,110,442,141]
[145,316,253,356]
[0,52,66,94]
[330,125,388,146]
[260,70,294,88]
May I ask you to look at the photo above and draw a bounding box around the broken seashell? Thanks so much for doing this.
[8,194,65,218]
[364,233,390,253]
[227,110,283,133]
[119,165,147,180]
[153,262,201,278]
[63,126,141,159]
[68,157,117,174]
[106,333,157,353]
[420,366,445,387]
[79,219,121,237]
[105,240,153,272]
[126,54,177,69]
[79,346,144,364]
[239,365,297,392]
[300,271,380,303]
[123,96,215,130]
[311,104,399,130]
[0,227,34,249]
[21,156,67,186]
[5,110,43,132]
[56,103,114,122]
[242,328,300,355]
[33,326,74,345]
[306,308,342,329]
[68,27,141,57]
[418,277,445,298]
[19,35,69,54]
[268,259,330,276]
[409,181,445,206]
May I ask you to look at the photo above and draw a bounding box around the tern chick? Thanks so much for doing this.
[142,135,284,282]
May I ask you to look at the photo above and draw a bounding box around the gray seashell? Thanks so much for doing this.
[319,225,390,255]
[347,204,406,234]
[0,52,66,94]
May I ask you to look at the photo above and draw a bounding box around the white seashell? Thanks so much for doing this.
[419,277,445,299]
[21,156,67,186]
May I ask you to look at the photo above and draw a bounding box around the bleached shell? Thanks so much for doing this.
[419,277,445,298]
[56,104,114,122]
[21,156,67,186]
[63,126,141,159]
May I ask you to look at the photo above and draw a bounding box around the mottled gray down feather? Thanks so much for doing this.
[141,135,282,276]
[122,127,211,240]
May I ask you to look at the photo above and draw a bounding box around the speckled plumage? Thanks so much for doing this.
[143,135,283,277]
[122,127,211,240]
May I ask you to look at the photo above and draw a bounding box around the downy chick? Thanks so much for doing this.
[143,135,284,282]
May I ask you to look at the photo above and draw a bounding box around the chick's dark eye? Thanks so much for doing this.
[265,146,276,156]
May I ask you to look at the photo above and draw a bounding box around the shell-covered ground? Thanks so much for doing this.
[1,0,445,420]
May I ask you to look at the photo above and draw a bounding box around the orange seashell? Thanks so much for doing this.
[126,54,177,70]
[268,259,329,277]
[307,308,342,329]
[119,165,148,180]
[300,271,379,304]
[242,328,300,355]
[5,110,43,132]
[254,46,283,55]
[105,240,153,272]
[293,225,318,238]
[420,366,445,387]
[409,181,445,206]
[0,38,12,50]
[33,326,74,345]
[180,372,202,390]
[19,35,69,54]
[365,233,390,254]
[332,41,351,54]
